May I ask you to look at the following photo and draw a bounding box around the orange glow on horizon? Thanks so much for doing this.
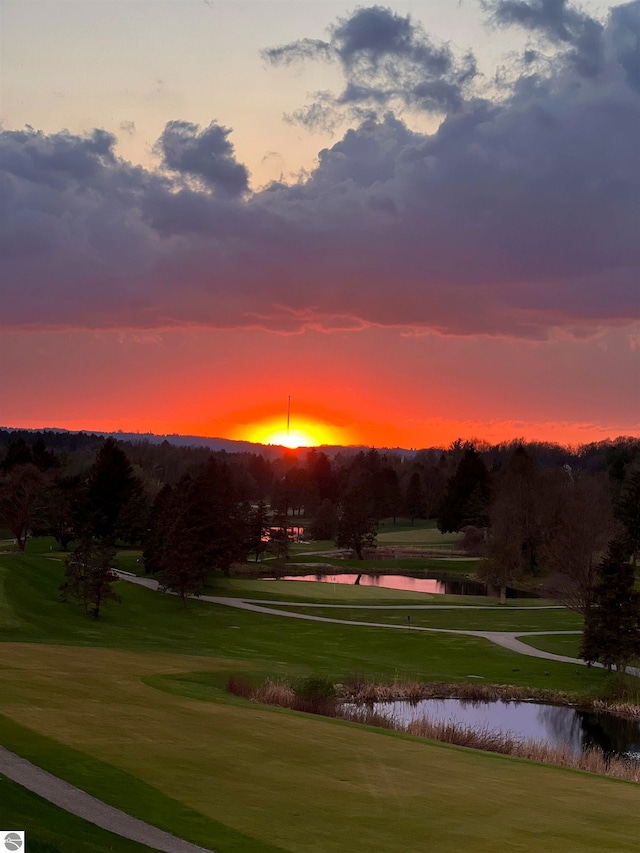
[260,428,320,449]
[240,418,347,448]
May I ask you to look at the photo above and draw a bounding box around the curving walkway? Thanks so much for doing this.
[0,746,214,853]
[114,572,639,677]
[3,573,637,847]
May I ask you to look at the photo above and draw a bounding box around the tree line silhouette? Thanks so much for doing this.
[0,429,638,661]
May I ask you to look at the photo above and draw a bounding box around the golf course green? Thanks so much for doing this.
[0,538,638,852]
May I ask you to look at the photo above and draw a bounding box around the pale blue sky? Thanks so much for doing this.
[1,0,618,185]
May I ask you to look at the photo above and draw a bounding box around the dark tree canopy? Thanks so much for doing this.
[85,438,138,540]
[615,469,640,564]
[437,446,491,532]
[542,471,615,613]
[0,464,46,551]
[580,538,640,673]
[310,498,339,541]
[404,471,426,524]
[60,536,120,618]
[336,488,378,559]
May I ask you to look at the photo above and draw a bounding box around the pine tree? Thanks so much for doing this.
[248,501,271,561]
[580,539,640,673]
[156,478,208,603]
[404,472,425,525]
[85,438,137,539]
[615,470,640,565]
[310,499,339,541]
[437,446,491,532]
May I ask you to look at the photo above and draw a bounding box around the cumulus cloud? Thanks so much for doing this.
[156,120,249,195]
[263,5,478,123]
[485,0,605,77]
[1,3,639,338]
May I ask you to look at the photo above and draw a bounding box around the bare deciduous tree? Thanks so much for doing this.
[0,464,45,551]
[542,472,616,614]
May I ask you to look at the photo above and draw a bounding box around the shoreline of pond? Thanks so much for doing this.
[240,567,540,599]
[226,675,640,782]
[334,680,640,721]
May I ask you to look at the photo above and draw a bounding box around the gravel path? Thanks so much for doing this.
[0,746,214,852]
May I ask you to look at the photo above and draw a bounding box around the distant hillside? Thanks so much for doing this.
[0,426,379,459]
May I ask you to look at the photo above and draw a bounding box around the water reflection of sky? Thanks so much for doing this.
[374,699,582,751]
[368,699,640,756]
[269,574,486,595]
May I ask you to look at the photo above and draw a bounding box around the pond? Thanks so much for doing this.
[264,573,534,597]
[359,698,640,759]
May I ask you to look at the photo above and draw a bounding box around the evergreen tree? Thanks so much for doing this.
[382,466,402,523]
[404,471,425,525]
[580,539,640,673]
[310,498,339,540]
[47,473,82,550]
[247,501,270,562]
[437,446,491,532]
[85,438,137,539]
[615,469,640,565]
[156,477,209,602]
[143,483,174,574]
[307,450,337,503]
[1,439,34,472]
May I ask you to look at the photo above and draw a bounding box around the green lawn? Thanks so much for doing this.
[0,539,639,852]
[0,773,156,853]
[0,645,638,853]
[520,633,584,658]
[277,606,584,633]
[0,552,592,688]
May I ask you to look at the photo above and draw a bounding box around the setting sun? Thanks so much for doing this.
[261,428,320,448]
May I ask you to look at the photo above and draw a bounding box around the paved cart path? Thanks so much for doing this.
[4,572,638,844]
[115,573,639,676]
[0,746,214,853]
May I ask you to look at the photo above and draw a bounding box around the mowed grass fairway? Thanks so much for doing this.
[1,542,639,852]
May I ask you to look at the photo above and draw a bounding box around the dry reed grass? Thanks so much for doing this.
[226,675,640,783]
[405,717,640,782]
[592,698,640,719]
[337,679,577,706]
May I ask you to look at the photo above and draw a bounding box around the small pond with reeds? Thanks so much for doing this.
[353,698,640,758]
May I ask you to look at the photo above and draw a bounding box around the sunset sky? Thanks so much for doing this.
[1,0,639,448]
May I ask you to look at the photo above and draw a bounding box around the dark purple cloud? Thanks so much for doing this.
[263,5,477,121]
[1,3,639,338]
[485,0,605,77]
[156,120,249,195]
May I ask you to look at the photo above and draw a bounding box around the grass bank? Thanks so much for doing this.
[1,539,638,852]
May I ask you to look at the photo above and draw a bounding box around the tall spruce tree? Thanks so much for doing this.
[404,471,425,525]
[437,446,491,532]
[580,538,640,673]
[85,438,137,540]
[615,470,640,565]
